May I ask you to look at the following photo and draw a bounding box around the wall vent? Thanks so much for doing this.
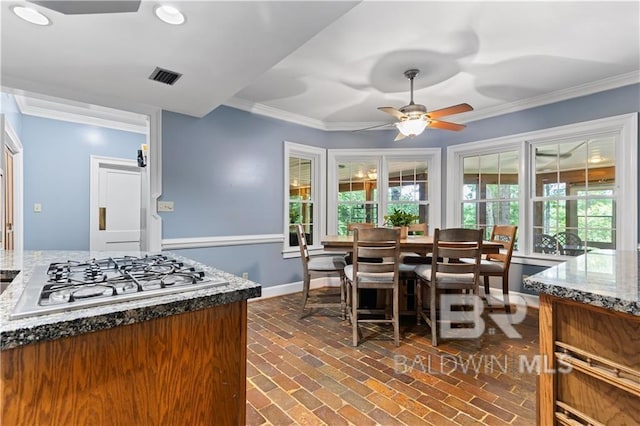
[149,67,182,85]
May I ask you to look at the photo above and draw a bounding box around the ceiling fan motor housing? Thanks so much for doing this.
[400,103,427,118]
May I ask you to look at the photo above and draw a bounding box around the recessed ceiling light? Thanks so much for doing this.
[154,5,185,25]
[11,5,50,26]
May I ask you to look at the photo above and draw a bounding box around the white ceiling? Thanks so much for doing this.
[2,1,639,132]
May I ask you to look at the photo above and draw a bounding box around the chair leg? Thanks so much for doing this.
[352,283,359,347]
[393,285,399,347]
[483,275,491,299]
[340,273,346,320]
[430,283,438,346]
[416,278,422,325]
[502,274,511,314]
[299,273,310,319]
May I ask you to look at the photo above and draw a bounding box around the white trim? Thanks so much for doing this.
[162,233,284,250]
[14,94,148,134]
[284,142,327,252]
[327,147,441,234]
[226,97,327,130]
[447,113,638,253]
[249,278,540,308]
[249,276,341,302]
[226,72,639,131]
[0,116,24,252]
[0,114,24,251]
[145,108,163,252]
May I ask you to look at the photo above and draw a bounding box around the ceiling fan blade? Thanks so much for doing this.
[378,107,407,121]
[394,132,407,142]
[428,120,466,131]
[352,122,395,132]
[536,150,571,158]
[426,103,473,119]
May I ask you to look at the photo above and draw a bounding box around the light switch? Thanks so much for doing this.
[34,203,42,213]
[157,201,174,212]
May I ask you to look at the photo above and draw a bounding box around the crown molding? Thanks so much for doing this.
[458,71,640,123]
[224,97,327,130]
[13,93,148,134]
[227,71,640,131]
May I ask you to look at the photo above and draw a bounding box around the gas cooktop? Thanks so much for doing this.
[10,255,228,320]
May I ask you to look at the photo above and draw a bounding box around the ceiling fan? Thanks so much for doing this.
[377,69,473,141]
[29,1,141,15]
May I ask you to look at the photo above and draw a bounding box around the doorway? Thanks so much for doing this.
[1,115,23,251]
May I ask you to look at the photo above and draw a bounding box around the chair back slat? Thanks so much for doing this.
[294,224,310,273]
[431,228,482,284]
[353,228,400,277]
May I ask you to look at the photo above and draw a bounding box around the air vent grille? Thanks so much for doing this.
[149,67,182,85]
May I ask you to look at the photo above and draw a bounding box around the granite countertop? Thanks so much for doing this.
[0,250,261,350]
[523,249,639,316]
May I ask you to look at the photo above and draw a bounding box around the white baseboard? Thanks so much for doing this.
[250,276,341,302]
[252,280,539,309]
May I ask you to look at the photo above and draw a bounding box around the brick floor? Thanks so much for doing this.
[246,288,538,425]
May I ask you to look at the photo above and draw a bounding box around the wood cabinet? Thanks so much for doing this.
[538,293,640,425]
[1,301,247,425]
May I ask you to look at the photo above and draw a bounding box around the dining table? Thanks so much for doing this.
[321,234,503,255]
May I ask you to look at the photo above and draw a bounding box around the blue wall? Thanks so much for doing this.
[163,84,639,290]
[162,106,406,285]
[21,116,145,249]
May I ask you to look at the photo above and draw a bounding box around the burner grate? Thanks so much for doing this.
[10,255,228,320]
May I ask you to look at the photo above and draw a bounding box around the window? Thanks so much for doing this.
[284,142,325,254]
[461,151,520,242]
[328,149,441,235]
[335,158,379,234]
[387,159,430,229]
[532,136,617,255]
[447,113,637,261]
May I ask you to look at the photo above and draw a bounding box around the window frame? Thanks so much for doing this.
[327,148,442,235]
[283,141,326,257]
[447,113,637,265]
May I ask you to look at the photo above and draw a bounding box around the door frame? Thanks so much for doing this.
[0,115,24,252]
[89,155,140,251]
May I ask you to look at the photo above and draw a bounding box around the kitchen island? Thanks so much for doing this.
[0,250,261,425]
[524,250,639,425]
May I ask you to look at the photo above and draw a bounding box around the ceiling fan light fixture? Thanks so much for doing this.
[12,6,50,26]
[155,5,185,25]
[396,118,428,137]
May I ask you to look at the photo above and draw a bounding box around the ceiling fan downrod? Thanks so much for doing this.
[404,69,419,106]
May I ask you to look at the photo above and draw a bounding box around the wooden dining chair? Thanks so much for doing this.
[415,228,482,346]
[344,227,401,347]
[478,225,518,313]
[398,223,429,315]
[295,224,347,319]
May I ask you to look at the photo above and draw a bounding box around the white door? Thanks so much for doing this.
[90,156,141,251]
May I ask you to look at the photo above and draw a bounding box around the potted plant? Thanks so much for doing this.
[384,208,419,239]
[289,208,301,246]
